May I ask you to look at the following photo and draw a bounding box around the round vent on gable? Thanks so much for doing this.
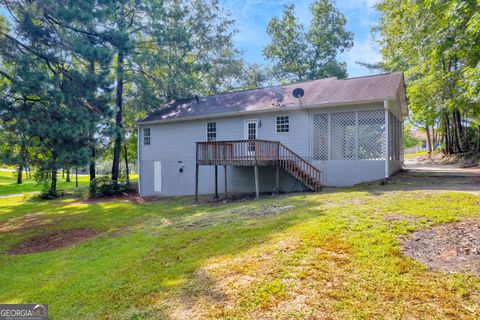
[293,88,305,98]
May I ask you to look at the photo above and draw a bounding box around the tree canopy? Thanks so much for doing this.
[374,0,480,155]
[263,0,353,82]
[0,0,245,196]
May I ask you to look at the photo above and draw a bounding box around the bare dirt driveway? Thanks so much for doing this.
[395,156,480,194]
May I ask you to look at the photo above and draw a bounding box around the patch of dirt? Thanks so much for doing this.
[5,228,101,255]
[78,194,149,204]
[384,214,431,223]
[247,205,295,217]
[402,220,480,275]
[0,212,55,233]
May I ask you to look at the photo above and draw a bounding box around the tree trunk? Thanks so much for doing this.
[66,168,71,182]
[111,50,124,182]
[75,166,78,188]
[443,111,453,155]
[453,108,463,153]
[16,140,26,184]
[124,143,130,184]
[16,164,23,184]
[477,125,480,152]
[425,125,433,158]
[62,168,64,179]
[89,133,96,181]
[88,60,97,182]
[50,153,58,197]
[50,169,57,197]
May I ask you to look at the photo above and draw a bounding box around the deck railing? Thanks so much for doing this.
[196,139,280,166]
[278,143,321,190]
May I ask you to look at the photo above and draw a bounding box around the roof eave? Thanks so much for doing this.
[137,98,394,125]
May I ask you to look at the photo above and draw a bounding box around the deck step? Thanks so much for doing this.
[278,144,322,192]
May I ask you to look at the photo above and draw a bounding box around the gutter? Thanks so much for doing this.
[137,124,141,195]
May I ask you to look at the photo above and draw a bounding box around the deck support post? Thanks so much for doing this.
[214,165,218,198]
[224,165,228,199]
[254,165,259,199]
[275,164,280,194]
[195,164,199,202]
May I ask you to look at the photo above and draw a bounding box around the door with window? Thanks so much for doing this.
[244,120,258,155]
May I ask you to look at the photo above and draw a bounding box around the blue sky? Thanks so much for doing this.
[221,0,382,77]
[1,1,381,78]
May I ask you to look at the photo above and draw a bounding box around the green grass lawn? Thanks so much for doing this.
[0,170,137,196]
[404,150,429,159]
[0,170,90,196]
[0,173,479,319]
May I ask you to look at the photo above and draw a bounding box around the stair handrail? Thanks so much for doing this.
[277,142,322,187]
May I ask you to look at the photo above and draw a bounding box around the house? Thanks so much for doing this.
[405,130,440,154]
[405,130,428,154]
[137,72,408,198]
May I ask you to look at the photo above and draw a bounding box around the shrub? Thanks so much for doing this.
[89,177,136,198]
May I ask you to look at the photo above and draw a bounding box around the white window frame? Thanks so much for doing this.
[206,122,216,141]
[276,116,290,133]
[143,128,151,145]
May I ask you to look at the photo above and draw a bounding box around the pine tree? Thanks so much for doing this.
[0,0,113,196]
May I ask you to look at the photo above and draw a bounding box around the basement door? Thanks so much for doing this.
[154,161,162,192]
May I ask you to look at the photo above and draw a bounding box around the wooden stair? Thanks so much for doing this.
[278,143,322,192]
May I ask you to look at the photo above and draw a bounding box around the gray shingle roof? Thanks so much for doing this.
[139,72,406,123]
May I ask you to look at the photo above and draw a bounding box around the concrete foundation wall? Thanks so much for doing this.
[313,160,386,186]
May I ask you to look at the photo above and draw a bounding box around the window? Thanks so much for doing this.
[207,122,216,141]
[276,116,289,133]
[143,128,151,145]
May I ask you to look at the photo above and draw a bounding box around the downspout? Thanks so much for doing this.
[307,107,311,161]
[384,100,389,179]
[137,124,141,196]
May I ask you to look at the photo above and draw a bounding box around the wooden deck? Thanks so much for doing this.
[195,140,323,201]
[196,140,280,166]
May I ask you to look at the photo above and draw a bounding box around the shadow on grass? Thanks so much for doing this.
[0,194,322,318]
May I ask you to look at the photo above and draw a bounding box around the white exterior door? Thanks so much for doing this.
[244,120,258,155]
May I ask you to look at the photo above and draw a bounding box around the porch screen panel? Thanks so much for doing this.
[358,110,385,160]
[330,112,356,160]
[389,113,394,160]
[387,112,402,161]
[313,114,328,160]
